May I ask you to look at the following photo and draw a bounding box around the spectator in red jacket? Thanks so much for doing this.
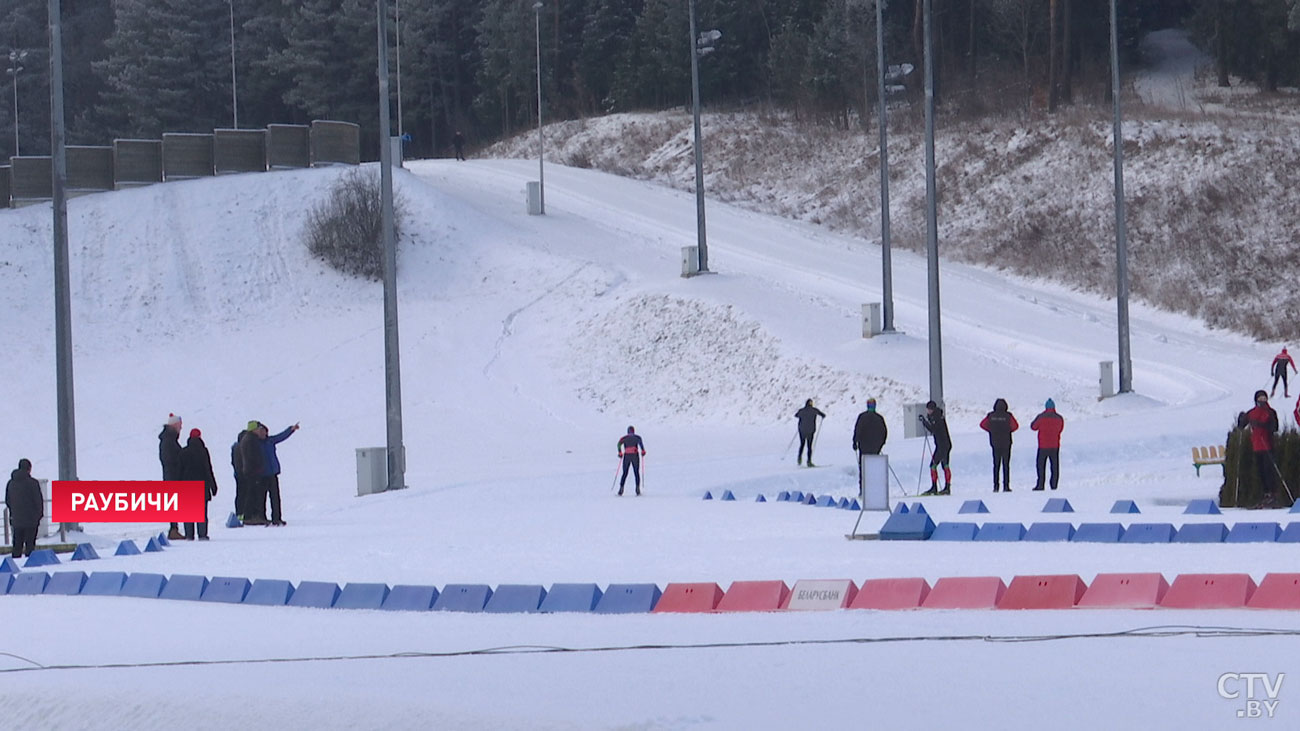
[1273,348,1297,398]
[1030,399,1065,491]
[1247,390,1280,506]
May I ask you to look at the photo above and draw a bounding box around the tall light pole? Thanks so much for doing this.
[395,0,403,141]
[688,0,719,274]
[534,1,545,214]
[923,0,943,406]
[1110,0,1132,393]
[377,0,406,491]
[49,0,77,481]
[228,0,238,128]
[874,0,895,332]
[7,49,27,155]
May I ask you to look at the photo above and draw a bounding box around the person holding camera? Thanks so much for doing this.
[920,400,953,495]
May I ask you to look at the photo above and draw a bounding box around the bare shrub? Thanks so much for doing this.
[304,169,404,281]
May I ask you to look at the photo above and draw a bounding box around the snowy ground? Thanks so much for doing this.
[1,152,1298,729]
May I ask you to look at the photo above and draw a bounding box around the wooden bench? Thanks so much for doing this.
[1192,445,1226,476]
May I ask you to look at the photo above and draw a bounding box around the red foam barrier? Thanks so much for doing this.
[652,582,724,613]
[1159,573,1256,609]
[849,578,931,610]
[782,579,859,610]
[997,574,1086,610]
[1077,573,1168,609]
[715,580,790,612]
[920,576,1006,609]
[1245,574,1300,610]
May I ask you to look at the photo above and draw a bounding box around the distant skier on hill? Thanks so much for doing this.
[794,399,825,467]
[919,401,952,495]
[1272,348,1296,398]
[616,426,645,496]
[452,131,466,161]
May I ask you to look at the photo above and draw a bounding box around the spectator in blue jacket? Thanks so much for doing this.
[256,422,299,526]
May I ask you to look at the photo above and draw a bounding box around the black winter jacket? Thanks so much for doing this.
[159,426,183,480]
[5,469,43,528]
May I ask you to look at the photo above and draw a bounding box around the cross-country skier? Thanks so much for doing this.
[616,426,646,496]
[920,401,952,495]
[1246,390,1280,508]
[1272,348,1297,398]
[794,399,825,467]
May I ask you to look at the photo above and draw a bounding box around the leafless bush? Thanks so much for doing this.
[304,169,404,281]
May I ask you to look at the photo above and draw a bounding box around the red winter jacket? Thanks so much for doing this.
[1247,404,1278,452]
[1030,409,1065,449]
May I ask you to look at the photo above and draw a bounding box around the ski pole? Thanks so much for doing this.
[782,430,798,461]
[640,454,646,494]
[1269,453,1296,503]
[916,435,931,494]
[611,455,622,492]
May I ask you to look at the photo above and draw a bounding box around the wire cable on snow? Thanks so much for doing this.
[1,624,1296,675]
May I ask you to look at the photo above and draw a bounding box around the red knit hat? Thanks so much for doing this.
[189,428,201,439]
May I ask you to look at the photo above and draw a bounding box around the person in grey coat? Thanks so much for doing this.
[6,458,43,559]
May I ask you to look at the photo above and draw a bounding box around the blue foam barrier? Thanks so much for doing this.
[594,583,662,614]
[539,583,603,613]
[838,497,851,509]
[815,495,836,507]
[287,581,341,608]
[379,584,438,611]
[1071,523,1125,543]
[225,512,243,528]
[200,576,250,604]
[44,571,87,595]
[847,498,861,510]
[0,573,10,593]
[1042,498,1074,513]
[160,574,209,601]
[1278,524,1300,543]
[1226,522,1281,543]
[121,573,167,598]
[243,579,295,606]
[777,491,790,501]
[788,491,804,503]
[1119,523,1176,544]
[1184,499,1221,515]
[484,584,547,613]
[930,522,979,541]
[1111,500,1141,514]
[23,549,60,568]
[335,583,391,610]
[892,503,910,514]
[1024,522,1076,542]
[880,512,936,541]
[909,503,928,515]
[958,500,989,514]
[144,537,164,553]
[1,556,21,573]
[756,494,767,503]
[9,572,49,595]
[156,533,170,547]
[803,493,817,505]
[721,490,736,501]
[70,543,100,561]
[81,571,128,596]
[114,540,141,556]
[433,584,493,612]
[973,522,1026,542]
[1291,503,1300,514]
[702,491,713,500]
[1174,523,1228,543]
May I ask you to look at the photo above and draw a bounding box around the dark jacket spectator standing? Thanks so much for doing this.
[1272,348,1297,398]
[920,401,953,495]
[452,131,466,161]
[794,399,825,467]
[979,399,1019,493]
[237,422,267,524]
[1030,399,1066,491]
[257,422,299,526]
[231,429,248,520]
[159,413,184,540]
[1246,390,1281,507]
[179,429,219,540]
[6,459,43,559]
[852,398,888,456]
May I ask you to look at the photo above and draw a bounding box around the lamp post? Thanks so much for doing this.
[49,0,77,482]
[688,0,719,274]
[534,1,545,214]
[1109,0,1132,393]
[7,49,27,155]
[874,0,895,333]
[377,0,406,491]
[922,0,943,406]
[228,0,238,128]
[395,0,403,141]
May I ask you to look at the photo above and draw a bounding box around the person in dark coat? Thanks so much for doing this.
[256,422,299,526]
[159,413,184,540]
[794,399,825,467]
[6,458,43,559]
[179,429,219,540]
[616,426,645,496]
[852,398,888,457]
[920,400,953,495]
[452,131,466,161]
[1030,398,1066,491]
[1246,390,1280,507]
[979,398,1019,493]
[231,428,248,520]
[238,421,267,524]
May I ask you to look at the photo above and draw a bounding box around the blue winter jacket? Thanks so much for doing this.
[259,426,295,477]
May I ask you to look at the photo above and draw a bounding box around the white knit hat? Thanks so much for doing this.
[165,413,182,426]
